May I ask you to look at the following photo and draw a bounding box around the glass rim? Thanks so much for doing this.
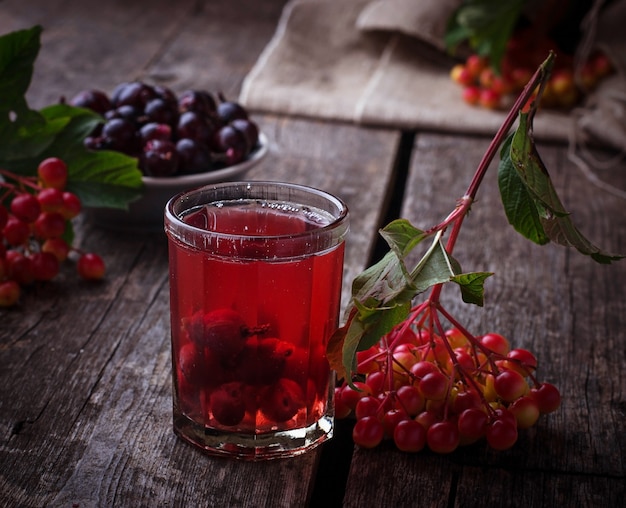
[164,181,349,243]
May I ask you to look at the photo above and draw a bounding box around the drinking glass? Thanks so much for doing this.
[164,181,349,460]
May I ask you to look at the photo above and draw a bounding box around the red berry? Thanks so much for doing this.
[210,382,246,426]
[6,251,35,286]
[504,348,537,376]
[381,408,409,437]
[352,416,384,449]
[462,86,481,106]
[465,54,488,79]
[480,332,511,355]
[418,371,449,401]
[427,421,460,454]
[394,385,424,416]
[3,216,30,246]
[185,308,247,360]
[0,280,20,307]
[529,382,561,414]
[478,88,502,109]
[37,157,68,190]
[34,211,66,239]
[260,378,305,423]
[458,407,488,441]
[30,252,60,281]
[364,370,386,395]
[509,395,540,429]
[340,381,372,411]
[178,342,209,386]
[486,418,518,450]
[393,419,426,453]
[334,386,352,419]
[77,252,106,280]
[37,188,64,213]
[61,192,82,219]
[355,395,381,420]
[10,193,41,223]
[494,369,528,402]
[42,237,71,262]
[450,64,475,87]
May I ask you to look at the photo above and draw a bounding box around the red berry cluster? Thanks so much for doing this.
[0,157,106,307]
[450,32,614,110]
[335,314,560,453]
[175,308,329,431]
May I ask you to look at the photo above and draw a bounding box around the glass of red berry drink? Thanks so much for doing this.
[164,181,349,460]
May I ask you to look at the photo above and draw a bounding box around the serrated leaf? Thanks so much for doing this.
[539,209,623,264]
[410,239,458,293]
[498,133,549,245]
[510,113,569,218]
[380,219,427,256]
[0,26,41,114]
[450,271,493,306]
[351,250,416,309]
[330,299,410,382]
[505,110,623,263]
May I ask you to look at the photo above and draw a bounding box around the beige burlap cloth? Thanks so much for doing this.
[240,0,626,150]
[239,0,566,140]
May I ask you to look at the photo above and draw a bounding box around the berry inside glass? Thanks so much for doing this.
[164,182,348,460]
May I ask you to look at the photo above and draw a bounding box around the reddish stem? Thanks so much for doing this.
[428,53,553,304]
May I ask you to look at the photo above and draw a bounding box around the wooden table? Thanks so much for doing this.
[1,1,625,506]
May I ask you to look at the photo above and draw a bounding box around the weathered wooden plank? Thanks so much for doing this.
[343,446,624,508]
[341,132,626,506]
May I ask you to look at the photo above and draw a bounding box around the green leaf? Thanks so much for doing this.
[450,271,493,306]
[410,239,459,293]
[351,249,416,310]
[379,219,427,256]
[498,133,549,245]
[445,0,524,71]
[0,26,41,115]
[341,300,410,382]
[504,110,623,263]
[510,113,569,218]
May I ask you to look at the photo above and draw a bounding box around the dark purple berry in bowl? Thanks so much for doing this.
[69,89,112,115]
[140,122,173,144]
[216,93,248,124]
[111,81,157,110]
[102,117,139,154]
[231,118,259,152]
[176,110,218,145]
[212,124,248,165]
[140,139,179,177]
[175,138,213,174]
[178,90,217,116]
[144,98,179,126]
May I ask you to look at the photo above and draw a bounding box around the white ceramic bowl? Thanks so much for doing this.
[88,132,269,231]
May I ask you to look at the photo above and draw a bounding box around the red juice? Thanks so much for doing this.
[167,199,346,440]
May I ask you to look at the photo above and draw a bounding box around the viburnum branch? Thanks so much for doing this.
[429,52,554,304]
